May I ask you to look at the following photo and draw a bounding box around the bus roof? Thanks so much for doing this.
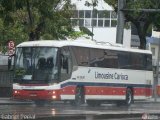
[17,40,152,54]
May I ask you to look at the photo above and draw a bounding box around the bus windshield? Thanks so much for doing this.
[14,47,58,84]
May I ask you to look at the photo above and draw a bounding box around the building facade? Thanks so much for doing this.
[71,0,131,47]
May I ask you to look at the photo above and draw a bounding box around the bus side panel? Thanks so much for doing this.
[145,71,153,98]
[60,66,152,101]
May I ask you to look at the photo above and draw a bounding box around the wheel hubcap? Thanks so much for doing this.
[127,91,132,104]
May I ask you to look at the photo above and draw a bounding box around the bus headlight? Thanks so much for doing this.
[52,95,57,99]
[14,90,18,94]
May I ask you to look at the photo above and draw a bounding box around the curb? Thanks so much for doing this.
[134,98,160,104]
[134,101,160,104]
[0,103,33,105]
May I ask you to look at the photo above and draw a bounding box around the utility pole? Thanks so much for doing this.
[116,0,126,44]
[91,0,97,41]
[91,5,94,41]
[85,0,97,41]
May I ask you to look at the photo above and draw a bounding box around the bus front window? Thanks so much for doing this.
[15,47,58,84]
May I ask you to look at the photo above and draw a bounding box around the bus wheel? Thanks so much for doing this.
[74,86,85,106]
[34,100,46,106]
[125,88,133,106]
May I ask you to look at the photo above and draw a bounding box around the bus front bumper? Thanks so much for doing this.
[13,89,60,101]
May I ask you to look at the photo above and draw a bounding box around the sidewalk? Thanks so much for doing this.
[148,97,160,102]
[135,97,160,104]
[0,97,33,105]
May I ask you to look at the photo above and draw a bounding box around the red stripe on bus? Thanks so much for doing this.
[85,86,126,95]
[60,86,152,97]
[13,86,152,100]
[13,89,60,100]
[60,86,76,95]
[133,88,152,96]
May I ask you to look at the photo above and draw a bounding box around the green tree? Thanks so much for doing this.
[153,14,160,31]
[0,0,76,43]
[104,0,160,49]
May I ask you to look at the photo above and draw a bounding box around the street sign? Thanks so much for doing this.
[8,40,15,56]
[8,40,15,49]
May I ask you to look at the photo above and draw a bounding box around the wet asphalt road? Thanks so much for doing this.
[0,102,160,120]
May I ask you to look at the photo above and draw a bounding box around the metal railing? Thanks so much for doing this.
[0,70,13,87]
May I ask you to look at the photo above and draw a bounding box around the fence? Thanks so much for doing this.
[0,69,14,97]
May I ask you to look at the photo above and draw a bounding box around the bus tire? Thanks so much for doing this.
[74,86,85,106]
[125,88,133,106]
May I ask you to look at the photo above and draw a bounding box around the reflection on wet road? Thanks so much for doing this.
[0,102,160,119]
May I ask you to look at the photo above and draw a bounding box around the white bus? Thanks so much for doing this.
[12,40,153,106]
